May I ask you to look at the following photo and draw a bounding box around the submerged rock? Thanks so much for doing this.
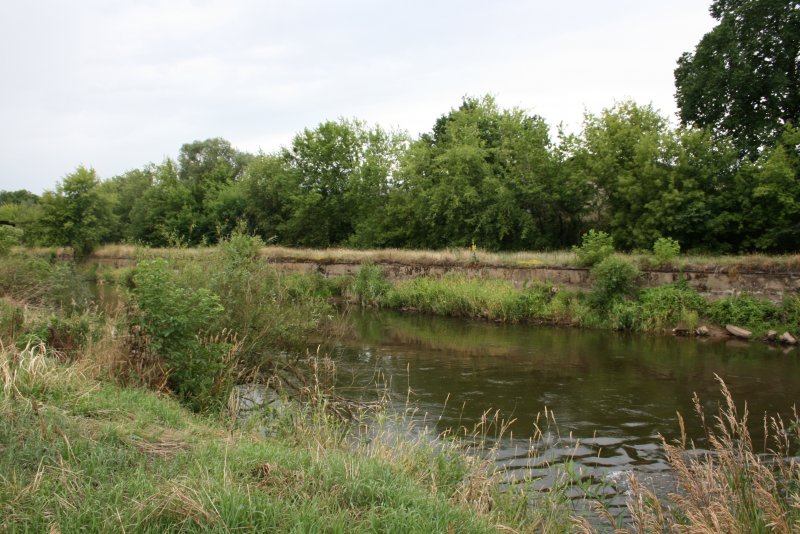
[725,324,752,339]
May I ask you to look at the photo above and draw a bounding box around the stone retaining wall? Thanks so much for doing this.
[91,256,800,303]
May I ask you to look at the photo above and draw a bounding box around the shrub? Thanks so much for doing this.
[652,237,681,266]
[353,263,390,306]
[589,256,640,310]
[193,232,333,367]
[130,258,234,412]
[638,282,707,330]
[573,230,615,267]
[608,300,641,330]
[0,225,22,255]
[708,294,780,334]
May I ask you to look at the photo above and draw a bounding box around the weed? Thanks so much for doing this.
[708,294,781,334]
[589,256,640,310]
[638,282,707,331]
[353,263,390,306]
[573,230,615,267]
[652,237,681,266]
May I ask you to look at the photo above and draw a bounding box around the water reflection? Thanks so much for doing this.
[323,309,800,494]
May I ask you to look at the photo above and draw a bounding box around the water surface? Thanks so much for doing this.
[324,310,800,499]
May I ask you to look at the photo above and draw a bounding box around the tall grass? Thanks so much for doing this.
[87,243,800,272]
[0,342,546,533]
[580,377,800,533]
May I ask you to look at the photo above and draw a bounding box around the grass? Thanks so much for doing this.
[585,377,800,534]
[66,244,800,272]
[0,343,545,533]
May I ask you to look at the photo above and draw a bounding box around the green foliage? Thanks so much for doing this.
[0,257,91,309]
[589,256,640,309]
[353,263,390,305]
[130,259,233,411]
[652,237,681,265]
[708,294,781,334]
[0,300,24,343]
[573,230,615,266]
[0,225,22,255]
[197,232,333,368]
[385,95,586,250]
[608,300,641,331]
[675,0,800,159]
[16,312,99,357]
[39,166,114,258]
[639,282,707,330]
[382,275,558,323]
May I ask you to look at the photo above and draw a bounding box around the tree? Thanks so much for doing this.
[389,96,584,250]
[269,119,407,247]
[741,125,800,250]
[39,166,114,257]
[569,101,679,250]
[176,138,253,243]
[675,0,800,158]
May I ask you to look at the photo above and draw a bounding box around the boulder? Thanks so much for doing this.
[766,330,778,342]
[695,326,710,336]
[725,324,752,339]
[779,332,798,345]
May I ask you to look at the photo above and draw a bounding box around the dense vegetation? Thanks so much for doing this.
[4,96,799,255]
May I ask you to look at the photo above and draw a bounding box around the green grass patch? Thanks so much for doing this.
[0,346,536,533]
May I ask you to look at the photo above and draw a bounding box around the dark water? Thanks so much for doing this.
[323,309,800,501]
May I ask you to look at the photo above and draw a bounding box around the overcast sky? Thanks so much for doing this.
[0,1,716,193]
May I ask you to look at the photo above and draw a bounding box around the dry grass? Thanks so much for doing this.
[83,244,800,273]
[585,376,800,533]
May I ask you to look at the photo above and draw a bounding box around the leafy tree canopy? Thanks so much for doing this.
[675,0,800,158]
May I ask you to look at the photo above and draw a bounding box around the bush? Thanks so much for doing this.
[708,294,780,334]
[130,258,234,412]
[652,237,681,266]
[589,256,640,310]
[16,312,99,357]
[608,300,641,330]
[193,231,333,367]
[639,282,707,330]
[573,230,614,267]
[353,263,390,305]
[0,225,22,255]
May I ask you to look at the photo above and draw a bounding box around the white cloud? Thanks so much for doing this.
[0,0,716,193]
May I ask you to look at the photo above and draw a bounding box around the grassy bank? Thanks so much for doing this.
[351,263,800,340]
[32,242,800,273]
[0,343,546,533]
[2,243,800,532]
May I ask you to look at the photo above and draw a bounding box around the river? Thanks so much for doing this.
[319,309,800,509]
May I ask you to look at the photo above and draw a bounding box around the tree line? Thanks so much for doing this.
[1,0,798,255]
[2,96,800,255]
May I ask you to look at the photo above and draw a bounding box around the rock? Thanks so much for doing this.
[672,325,690,336]
[779,332,797,345]
[725,324,752,339]
[695,326,710,336]
[766,330,778,341]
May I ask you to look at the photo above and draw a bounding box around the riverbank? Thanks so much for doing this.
[0,343,541,533]
[2,243,799,532]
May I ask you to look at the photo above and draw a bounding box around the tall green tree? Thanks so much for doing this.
[128,161,196,247]
[264,119,407,247]
[389,96,584,250]
[675,0,800,158]
[39,166,114,257]
[741,125,800,250]
[177,138,253,243]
